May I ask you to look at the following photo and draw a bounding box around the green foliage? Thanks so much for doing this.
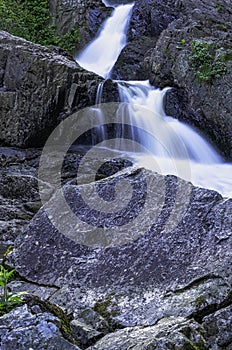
[176,38,186,50]
[190,40,227,81]
[0,265,26,316]
[216,3,223,12]
[0,0,80,51]
[93,295,120,330]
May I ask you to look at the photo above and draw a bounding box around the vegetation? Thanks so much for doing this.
[0,0,80,51]
[176,38,186,50]
[0,265,26,315]
[93,295,120,330]
[190,40,227,81]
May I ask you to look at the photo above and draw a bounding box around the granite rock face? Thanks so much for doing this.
[7,167,232,342]
[144,0,232,159]
[0,31,102,148]
[0,0,231,348]
[112,0,179,80]
[0,148,44,245]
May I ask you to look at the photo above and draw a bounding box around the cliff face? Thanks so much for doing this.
[49,0,112,52]
[0,31,102,148]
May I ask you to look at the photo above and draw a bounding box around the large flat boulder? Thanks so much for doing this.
[7,167,232,331]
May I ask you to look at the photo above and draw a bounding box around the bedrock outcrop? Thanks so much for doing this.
[0,31,102,148]
[6,165,232,348]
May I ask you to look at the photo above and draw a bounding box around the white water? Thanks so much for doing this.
[75,3,232,198]
[76,4,134,78]
[117,80,222,163]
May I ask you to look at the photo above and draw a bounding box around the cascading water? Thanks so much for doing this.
[117,80,222,163]
[75,3,232,198]
[76,4,134,78]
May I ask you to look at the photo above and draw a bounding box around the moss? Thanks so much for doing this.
[27,296,80,347]
[2,245,13,263]
[195,295,207,308]
[190,40,227,81]
[216,3,223,12]
[93,295,120,330]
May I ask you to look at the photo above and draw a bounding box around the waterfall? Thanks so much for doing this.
[75,3,231,198]
[117,80,222,163]
[76,4,134,78]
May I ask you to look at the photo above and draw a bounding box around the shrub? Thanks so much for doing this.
[190,40,227,81]
[0,0,80,51]
[0,265,26,315]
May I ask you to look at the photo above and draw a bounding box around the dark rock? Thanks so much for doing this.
[112,0,179,80]
[49,0,112,53]
[7,167,232,329]
[0,31,102,148]
[0,147,53,243]
[203,305,232,349]
[112,0,232,159]
[95,79,120,104]
[142,0,232,159]
[70,319,102,347]
[78,308,110,335]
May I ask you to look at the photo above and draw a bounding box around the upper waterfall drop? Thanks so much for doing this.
[75,3,134,78]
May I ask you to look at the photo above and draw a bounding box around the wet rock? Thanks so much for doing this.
[142,0,232,159]
[50,0,112,52]
[7,167,232,328]
[95,79,120,104]
[112,0,232,159]
[0,31,102,148]
[112,0,179,80]
[0,305,81,349]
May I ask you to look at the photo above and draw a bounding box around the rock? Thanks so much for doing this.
[202,305,232,349]
[0,31,102,148]
[87,317,207,349]
[95,79,120,104]
[0,305,81,349]
[141,0,232,159]
[112,0,180,80]
[7,167,232,329]
[112,0,232,159]
[49,0,112,52]
[0,147,53,243]
[77,308,110,335]
[70,319,102,347]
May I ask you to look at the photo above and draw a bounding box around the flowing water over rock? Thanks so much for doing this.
[76,2,232,198]
[76,4,134,78]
